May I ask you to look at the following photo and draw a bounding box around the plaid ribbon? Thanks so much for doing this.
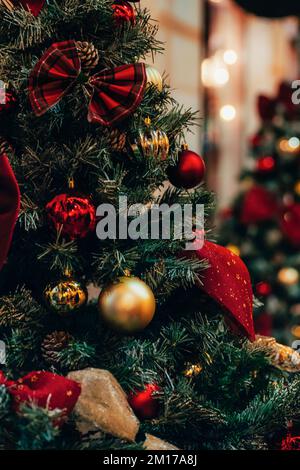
[0,142,20,272]
[28,40,147,127]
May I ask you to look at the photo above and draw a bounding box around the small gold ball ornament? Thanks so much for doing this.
[146,64,163,92]
[183,362,203,378]
[137,117,170,159]
[98,276,156,332]
[44,278,88,316]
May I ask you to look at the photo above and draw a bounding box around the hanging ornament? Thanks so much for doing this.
[255,155,275,173]
[46,179,96,240]
[112,1,135,25]
[98,276,156,333]
[280,204,300,247]
[255,281,272,297]
[168,145,206,189]
[137,117,169,159]
[277,268,299,286]
[188,240,255,340]
[240,186,278,225]
[128,383,161,420]
[44,277,88,316]
[0,84,18,116]
[145,64,163,92]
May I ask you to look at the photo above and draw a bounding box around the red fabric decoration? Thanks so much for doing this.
[16,0,46,16]
[280,203,300,248]
[240,186,278,225]
[193,240,255,341]
[0,370,81,420]
[28,40,146,127]
[128,383,161,420]
[0,145,20,272]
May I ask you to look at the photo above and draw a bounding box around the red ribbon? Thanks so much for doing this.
[28,40,147,127]
[0,370,81,419]
[0,144,20,272]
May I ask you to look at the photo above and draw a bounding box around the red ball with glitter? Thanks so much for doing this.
[0,85,18,115]
[168,146,206,190]
[128,383,161,420]
[112,1,135,25]
[256,156,275,173]
[46,193,96,240]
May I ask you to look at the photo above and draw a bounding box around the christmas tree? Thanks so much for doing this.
[1,0,300,451]
[220,83,300,344]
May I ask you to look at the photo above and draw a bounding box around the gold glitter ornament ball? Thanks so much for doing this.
[98,276,156,333]
[44,278,88,316]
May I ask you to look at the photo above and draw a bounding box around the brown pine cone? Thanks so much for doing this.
[104,128,127,151]
[42,331,73,366]
[76,41,99,72]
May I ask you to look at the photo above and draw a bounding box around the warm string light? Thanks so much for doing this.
[220,104,236,121]
[223,49,238,65]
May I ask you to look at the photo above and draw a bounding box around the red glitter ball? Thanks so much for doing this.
[112,1,135,25]
[46,193,96,240]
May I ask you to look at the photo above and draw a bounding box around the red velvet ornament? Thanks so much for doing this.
[0,86,18,115]
[46,193,96,240]
[168,147,206,190]
[128,383,161,420]
[256,281,272,297]
[0,144,20,272]
[192,240,255,340]
[256,156,275,173]
[240,186,278,225]
[112,1,135,24]
[0,370,80,422]
[280,203,300,248]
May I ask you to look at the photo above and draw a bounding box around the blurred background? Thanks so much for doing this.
[144,0,300,343]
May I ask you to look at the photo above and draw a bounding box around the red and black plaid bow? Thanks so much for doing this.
[0,141,20,272]
[28,40,147,127]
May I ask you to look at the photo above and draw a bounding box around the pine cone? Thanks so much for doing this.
[42,331,73,366]
[76,41,99,72]
[104,128,127,151]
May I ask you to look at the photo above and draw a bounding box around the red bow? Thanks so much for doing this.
[0,370,81,419]
[193,240,255,341]
[28,40,147,127]
[0,142,20,272]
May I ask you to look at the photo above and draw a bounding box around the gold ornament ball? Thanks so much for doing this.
[146,64,163,92]
[277,267,299,286]
[98,276,156,332]
[44,279,88,316]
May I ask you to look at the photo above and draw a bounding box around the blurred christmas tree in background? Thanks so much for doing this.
[220,82,300,344]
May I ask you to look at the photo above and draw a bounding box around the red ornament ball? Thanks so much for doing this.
[256,156,275,173]
[128,383,161,420]
[280,203,300,248]
[112,1,135,25]
[0,86,18,115]
[256,281,272,297]
[168,147,206,189]
[46,193,96,240]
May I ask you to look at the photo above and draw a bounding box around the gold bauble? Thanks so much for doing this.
[138,117,169,159]
[146,64,163,92]
[44,279,88,316]
[98,276,156,332]
[157,129,170,160]
[277,267,299,286]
